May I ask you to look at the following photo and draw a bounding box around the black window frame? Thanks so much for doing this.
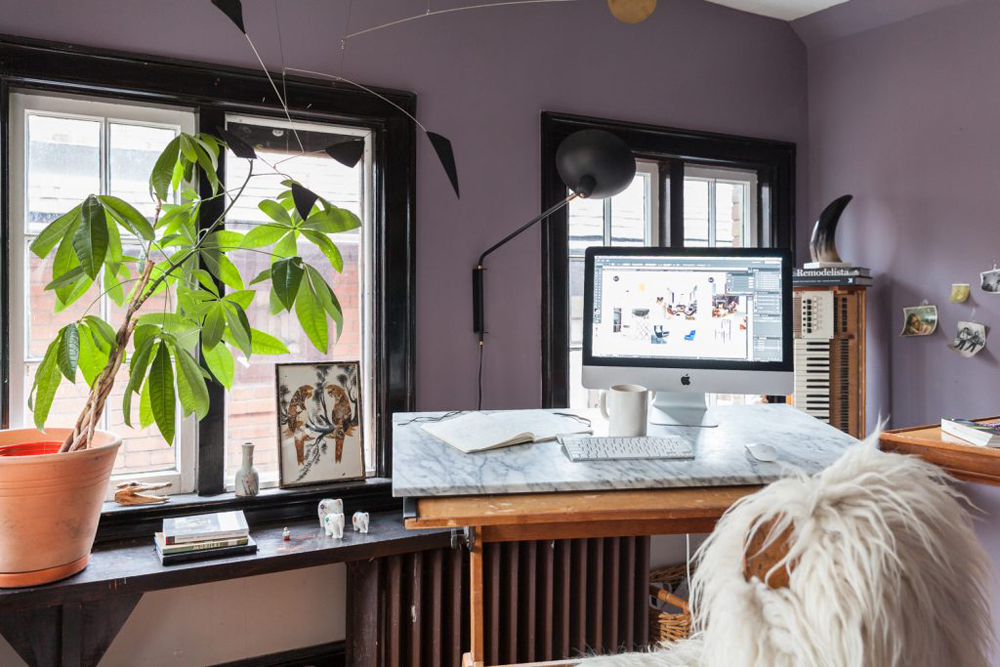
[541,111,796,408]
[0,35,416,503]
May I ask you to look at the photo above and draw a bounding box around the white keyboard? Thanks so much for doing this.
[560,435,695,462]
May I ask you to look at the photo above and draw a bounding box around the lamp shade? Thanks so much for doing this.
[556,129,636,199]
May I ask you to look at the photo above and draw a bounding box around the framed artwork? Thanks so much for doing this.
[275,361,365,488]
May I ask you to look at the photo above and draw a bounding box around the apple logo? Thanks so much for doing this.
[680,374,691,386]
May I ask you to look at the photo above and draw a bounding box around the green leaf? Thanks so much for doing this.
[194,133,220,161]
[30,204,82,258]
[173,344,210,419]
[191,141,220,195]
[84,316,117,350]
[301,230,344,272]
[139,375,154,430]
[294,276,328,354]
[202,341,235,388]
[222,302,253,358]
[150,135,182,202]
[29,337,63,431]
[77,324,110,387]
[133,324,159,356]
[124,338,157,428]
[179,134,198,163]
[249,268,270,285]
[306,265,344,340]
[201,249,244,290]
[302,207,361,234]
[272,231,297,259]
[258,200,293,226]
[73,195,109,279]
[148,344,176,444]
[104,264,125,307]
[224,289,256,310]
[98,195,155,241]
[249,328,289,355]
[57,323,80,381]
[201,303,226,351]
[44,266,85,292]
[271,258,303,311]
[209,230,245,249]
[241,224,288,249]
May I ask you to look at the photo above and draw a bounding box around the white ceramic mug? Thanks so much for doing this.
[599,384,656,437]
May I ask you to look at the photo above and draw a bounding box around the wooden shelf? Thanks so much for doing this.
[879,419,1000,486]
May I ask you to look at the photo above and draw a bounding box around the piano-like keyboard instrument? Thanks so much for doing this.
[792,285,867,438]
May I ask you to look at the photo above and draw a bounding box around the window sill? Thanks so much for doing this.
[96,477,397,543]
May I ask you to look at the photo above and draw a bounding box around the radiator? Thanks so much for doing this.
[347,536,650,666]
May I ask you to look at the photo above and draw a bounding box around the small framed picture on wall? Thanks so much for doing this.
[275,361,365,488]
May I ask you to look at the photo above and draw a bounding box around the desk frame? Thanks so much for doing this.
[405,485,759,667]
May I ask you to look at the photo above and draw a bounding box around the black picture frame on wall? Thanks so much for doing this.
[540,111,796,408]
[0,35,416,501]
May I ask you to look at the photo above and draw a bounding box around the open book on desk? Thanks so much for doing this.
[421,410,593,454]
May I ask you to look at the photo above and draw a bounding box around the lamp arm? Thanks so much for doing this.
[473,192,580,335]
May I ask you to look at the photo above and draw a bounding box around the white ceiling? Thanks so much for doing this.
[704,0,850,21]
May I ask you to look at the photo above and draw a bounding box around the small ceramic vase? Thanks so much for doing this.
[235,442,260,497]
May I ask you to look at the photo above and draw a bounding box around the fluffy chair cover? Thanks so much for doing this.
[581,437,993,667]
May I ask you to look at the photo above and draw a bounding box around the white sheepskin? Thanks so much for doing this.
[581,436,994,667]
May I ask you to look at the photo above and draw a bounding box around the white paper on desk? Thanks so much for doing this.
[421,411,592,453]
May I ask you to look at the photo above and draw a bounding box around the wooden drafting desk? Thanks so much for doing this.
[393,405,856,667]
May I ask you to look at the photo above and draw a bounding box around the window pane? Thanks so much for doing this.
[714,181,747,248]
[683,179,710,246]
[568,196,604,256]
[110,123,178,218]
[610,174,648,246]
[223,120,366,486]
[26,115,101,234]
[569,258,586,347]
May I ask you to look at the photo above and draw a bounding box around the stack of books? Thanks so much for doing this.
[940,418,1000,448]
[155,510,257,565]
[793,266,872,286]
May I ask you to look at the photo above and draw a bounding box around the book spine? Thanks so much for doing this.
[165,531,249,545]
[162,537,249,554]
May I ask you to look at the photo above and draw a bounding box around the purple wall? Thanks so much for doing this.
[799,0,1000,654]
[0,0,808,410]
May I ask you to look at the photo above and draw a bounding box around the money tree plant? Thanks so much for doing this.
[28,131,358,453]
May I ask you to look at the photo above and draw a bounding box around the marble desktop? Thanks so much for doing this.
[392,405,858,497]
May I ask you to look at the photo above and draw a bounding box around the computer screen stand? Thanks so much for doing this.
[650,392,719,428]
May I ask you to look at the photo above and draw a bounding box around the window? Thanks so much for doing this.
[0,39,416,501]
[222,115,375,487]
[8,91,198,493]
[542,112,795,409]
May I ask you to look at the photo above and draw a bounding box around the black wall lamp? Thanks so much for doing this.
[472,129,635,405]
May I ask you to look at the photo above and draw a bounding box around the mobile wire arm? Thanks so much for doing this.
[472,191,582,339]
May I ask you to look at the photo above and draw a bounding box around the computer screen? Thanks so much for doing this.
[583,248,792,370]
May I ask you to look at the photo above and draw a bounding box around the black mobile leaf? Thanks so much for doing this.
[323,138,365,169]
[290,183,319,221]
[211,0,246,34]
[427,131,460,199]
[215,126,257,160]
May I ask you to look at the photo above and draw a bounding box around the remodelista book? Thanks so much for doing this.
[162,510,249,545]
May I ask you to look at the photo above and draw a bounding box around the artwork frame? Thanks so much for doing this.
[275,361,365,488]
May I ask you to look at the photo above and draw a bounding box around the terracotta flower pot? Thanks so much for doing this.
[0,428,121,588]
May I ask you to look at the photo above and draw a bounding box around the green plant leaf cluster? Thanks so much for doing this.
[27,131,359,445]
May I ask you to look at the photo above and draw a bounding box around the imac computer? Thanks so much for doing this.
[582,247,793,427]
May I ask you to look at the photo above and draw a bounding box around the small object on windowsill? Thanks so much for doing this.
[324,512,345,538]
[162,510,249,546]
[234,442,260,498]
[282,527,291,541]
[352,511,370,533]
[114,481,171,506]
[317,498,343,529]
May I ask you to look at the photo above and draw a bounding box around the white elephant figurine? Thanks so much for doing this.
[352,511,370,534]
[317,498,343,529]
[323,512,345,539]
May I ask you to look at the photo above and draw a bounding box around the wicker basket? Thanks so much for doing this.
[649,564,692,643]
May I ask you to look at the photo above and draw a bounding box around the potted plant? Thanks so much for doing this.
[0,131,357,587]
